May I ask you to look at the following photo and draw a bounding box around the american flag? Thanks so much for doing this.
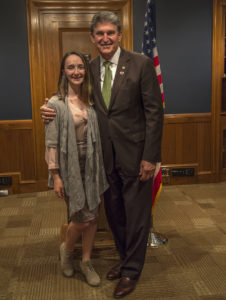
[142,0,164,210]
[142,0,165,107]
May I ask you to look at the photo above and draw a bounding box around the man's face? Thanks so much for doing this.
[90,22,122,60]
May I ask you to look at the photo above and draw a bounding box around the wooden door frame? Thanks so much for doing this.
[212,0,226,181]
[26,0,133,187]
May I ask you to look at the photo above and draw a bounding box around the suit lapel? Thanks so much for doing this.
[109,49,130,110]
[91,57,108,112]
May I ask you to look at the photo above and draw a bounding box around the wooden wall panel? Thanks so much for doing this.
[162,124,177,163]
[197,120,212,173]
[162,113,213,184]
[0,120,35,180]
[0,120,37,194]
[0,116,214,189]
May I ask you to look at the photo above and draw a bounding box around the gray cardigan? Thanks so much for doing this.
[45,95,109,218]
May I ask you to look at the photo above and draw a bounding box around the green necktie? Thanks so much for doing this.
[102,61,112,108]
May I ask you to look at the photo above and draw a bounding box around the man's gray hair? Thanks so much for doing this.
[91,11,121,34]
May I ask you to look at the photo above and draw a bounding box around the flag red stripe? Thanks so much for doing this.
[157,74,162,85]
[152,168,162,207]
[153,56,159,66]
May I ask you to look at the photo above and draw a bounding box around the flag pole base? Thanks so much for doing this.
[148,216,168,248]
[147,231,168,248]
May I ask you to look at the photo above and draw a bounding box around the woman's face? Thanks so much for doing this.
[64,54,85,87]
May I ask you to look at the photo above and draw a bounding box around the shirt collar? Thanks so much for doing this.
[100,46,121,66]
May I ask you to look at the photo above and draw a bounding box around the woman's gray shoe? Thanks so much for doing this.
[59,242,74,277]
[79,260,100,286]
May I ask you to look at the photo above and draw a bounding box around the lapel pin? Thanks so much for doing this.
[120,71,124,75]
[122,66,126,69]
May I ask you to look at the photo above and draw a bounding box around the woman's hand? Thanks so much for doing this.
[52,170,65,198]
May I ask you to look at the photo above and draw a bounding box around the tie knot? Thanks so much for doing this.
[103,61,111,68]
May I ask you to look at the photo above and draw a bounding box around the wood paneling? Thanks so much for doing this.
[0,114,213,192]
[162,113,213,184]
[0,120,35,180]
[0,120,36,194]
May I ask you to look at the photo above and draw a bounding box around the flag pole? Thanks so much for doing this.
[142,0,168,248]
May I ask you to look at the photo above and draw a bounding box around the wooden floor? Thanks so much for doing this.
[1,182,226,299]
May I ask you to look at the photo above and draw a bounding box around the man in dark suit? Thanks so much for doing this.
[89,11,163,298]
[41,11,163,298]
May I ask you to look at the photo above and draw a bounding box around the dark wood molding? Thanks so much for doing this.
[164,113,211,124]
[0,119,32,129]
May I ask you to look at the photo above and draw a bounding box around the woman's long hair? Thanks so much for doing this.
[57,51,93,105]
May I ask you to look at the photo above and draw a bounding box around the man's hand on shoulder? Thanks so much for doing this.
[139,160,156,182]
[40,98,56,124]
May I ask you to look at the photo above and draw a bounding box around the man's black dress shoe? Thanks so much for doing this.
[106,264,121,280]
[113,276,137,298]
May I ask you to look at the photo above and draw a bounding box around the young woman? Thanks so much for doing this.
[45,51,108,286]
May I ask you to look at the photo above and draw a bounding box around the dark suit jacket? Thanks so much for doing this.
[90,48,164,176]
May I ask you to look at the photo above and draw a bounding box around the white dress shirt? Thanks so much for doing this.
[100,47,121,90]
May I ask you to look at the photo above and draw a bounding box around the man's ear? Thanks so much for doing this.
[118,32,122,42]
